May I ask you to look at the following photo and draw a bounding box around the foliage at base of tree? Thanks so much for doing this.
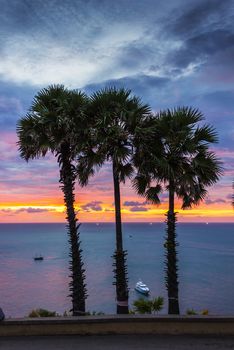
[186,308,198,315]
[133,297,164,314]
[186,308,209,315]
[28,309,105,318]
[28,309,57,318]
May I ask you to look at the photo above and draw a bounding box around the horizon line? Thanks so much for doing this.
[0,221,233,224]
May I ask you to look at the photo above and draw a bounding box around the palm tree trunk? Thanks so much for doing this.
[59,143,87,316]
[165,179,180,314]
[112,160,129,314]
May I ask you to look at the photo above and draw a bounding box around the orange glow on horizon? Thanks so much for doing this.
[0,204,233,223]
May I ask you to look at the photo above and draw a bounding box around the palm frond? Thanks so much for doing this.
[117,163,134,183]
[132,174,151,196]
[145,185,162,204]
[77,148,105,186]
[17,113,50,160]
[193,124,219,144]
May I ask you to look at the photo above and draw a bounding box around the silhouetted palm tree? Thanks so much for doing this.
[78,87,151,314]
[133,107,222,314]
[17,85,89,315]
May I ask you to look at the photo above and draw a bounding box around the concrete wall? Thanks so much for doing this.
[1,315,234,336]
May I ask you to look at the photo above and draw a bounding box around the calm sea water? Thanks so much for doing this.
[0,222,234,317]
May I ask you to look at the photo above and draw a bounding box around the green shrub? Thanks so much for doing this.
[201,309,209,315]
[85,311,105,316]
[186,308,209,315]
[129,309,136,314]
[151,297,164,314]
[133,298,152,314]
[28,310,39,318]
[28,308,57,317]
[133,297,164,314]
[186,308,197,315]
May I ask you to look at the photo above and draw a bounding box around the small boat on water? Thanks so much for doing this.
[34,255,44,261]
[135,280,150,295]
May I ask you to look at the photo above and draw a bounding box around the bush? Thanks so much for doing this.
[186,308,198,315]
[28,310,39,318]
[151,297,164,314]
[201,309,209,315]
[28,309,105,317]
[133,298,152,314]
[129,309,136,314]
[133,296,164,314]
[186,308,209,316]
[63,310,72,317]
[28,308,57,318]
[85,311,105,316]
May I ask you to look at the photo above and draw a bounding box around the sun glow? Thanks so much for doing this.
[0,203,233,223]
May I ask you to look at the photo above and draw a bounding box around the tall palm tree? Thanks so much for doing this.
[133,107,222,314]
[17,85,89,315]
[78,87,151,314]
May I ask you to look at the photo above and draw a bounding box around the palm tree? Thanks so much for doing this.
[17,85,89,315]
[77,87,151,314]
[133,107,222,314]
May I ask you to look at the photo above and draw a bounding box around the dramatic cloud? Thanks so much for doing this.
[0,0,231,91]
[168,0,233,38]
[166,30,234,72]
[0,0,233,222]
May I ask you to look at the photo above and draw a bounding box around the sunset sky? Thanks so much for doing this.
[0,0,233,223]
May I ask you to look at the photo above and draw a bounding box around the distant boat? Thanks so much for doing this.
[135,280,150,295]
[34,255,44,261]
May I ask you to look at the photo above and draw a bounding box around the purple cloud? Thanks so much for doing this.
[0,207,53,216]
[124,201,147,206]
[17,208,51,213]
[205,198,226,205]
[96,186,113,192]
[81,201,103,212]
[130,206,148,212]
[226,194,233,200]
[0,209,15,217]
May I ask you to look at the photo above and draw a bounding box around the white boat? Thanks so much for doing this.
[135,280,150,295]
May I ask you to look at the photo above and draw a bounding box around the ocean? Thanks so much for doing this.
[0,222,233,317]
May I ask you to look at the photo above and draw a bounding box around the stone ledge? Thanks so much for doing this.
[1,315,234,336]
